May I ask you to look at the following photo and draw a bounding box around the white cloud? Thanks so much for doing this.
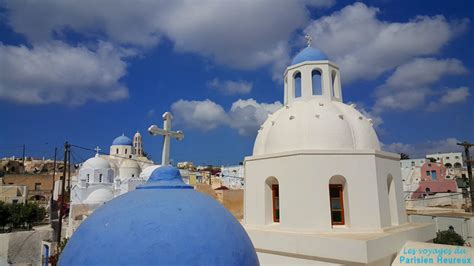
[383,142,415,155]
[384,58,467,89]
[170,98,282,136]
[207,79,252,95]
[2,1,164,47]
[0,41,128,105]
[383,138,463,158]
[228,99,282,136]
[171,99,228,131]
[427,87,470,111]
[438,87,470,105]
[3,0,333,72]
[374,58,468,112]
[304,2,468,83]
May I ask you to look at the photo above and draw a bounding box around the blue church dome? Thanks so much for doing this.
[291,46,328,65]
[59,166,259,266]
[112,134,132,146]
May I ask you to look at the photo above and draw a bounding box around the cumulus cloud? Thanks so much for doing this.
[0,41,128,105]
[426,87,470,111]
[383,138,463,158]
[228,99,282,135]
[304,2,468,83]
[171,98,282,136]
[374,58,468,112]
[171,99,228,131]
[207,78,252,95]
[3,0,333,71]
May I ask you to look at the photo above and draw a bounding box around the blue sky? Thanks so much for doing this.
[1,0,473,165]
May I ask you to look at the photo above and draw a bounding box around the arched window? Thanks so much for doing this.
[125,149,128,154]
[445,163,452,168]
[99,174,103,183]
[294,72,301,98]
[265,177,280,223]
[329,175,347,226]
[116,148,119,154]
[454,162,462,168]
[311,69,322,95]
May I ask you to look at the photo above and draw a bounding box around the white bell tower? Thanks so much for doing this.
[133,131,143,156]
[283,35,342,105]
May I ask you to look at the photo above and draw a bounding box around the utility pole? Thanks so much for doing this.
[22,144,25,162]
[50,147,57,220]
[457,141,473,212]
[67,149,71,195]
[57,142,69,247]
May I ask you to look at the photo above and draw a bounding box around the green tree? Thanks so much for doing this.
[400,153,410,160]
[0,202,11,230]
[22,202,46,229]
[2,202,46,230]
[8,203,25,228]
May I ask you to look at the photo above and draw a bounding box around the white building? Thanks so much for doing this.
[67,133,157,237]
[219,165,244,189]
[400,158,426,198]
[242,45,435,265]
[426,152,464,168]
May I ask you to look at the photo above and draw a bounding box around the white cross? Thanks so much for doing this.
[148,112,184,166]
[305,33,312,47]
[94,146,101,155]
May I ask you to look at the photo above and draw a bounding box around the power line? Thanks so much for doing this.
[70,143,151,164]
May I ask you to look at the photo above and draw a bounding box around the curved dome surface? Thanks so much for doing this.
[112,135,132,146]
[84,188,113,204]
[253,98,380,156]
[139,165,161,179]
[120,159,140,169]
[82,156,111,170]
[59,166,258,266]
[291,47,328,65]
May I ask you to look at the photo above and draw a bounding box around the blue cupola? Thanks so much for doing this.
[59,166,259,265]
[112,134,132,146]
[291,46,328,65]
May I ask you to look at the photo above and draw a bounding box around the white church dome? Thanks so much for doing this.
[84,188,114,204]
[139,165,161,179]
[82,155,112,170]
[253,97,380,156]
[120,159,140,169]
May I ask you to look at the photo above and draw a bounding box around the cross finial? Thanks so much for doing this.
[94,146,101,156]
[148,111,184,166]
[305,33,312,47]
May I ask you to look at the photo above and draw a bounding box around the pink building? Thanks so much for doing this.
[413,160,458,198]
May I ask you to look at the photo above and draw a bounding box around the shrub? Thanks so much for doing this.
[433,228,465,246]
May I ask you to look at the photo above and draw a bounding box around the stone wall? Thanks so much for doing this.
[0,226,53,265]
[194,184,243,220]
